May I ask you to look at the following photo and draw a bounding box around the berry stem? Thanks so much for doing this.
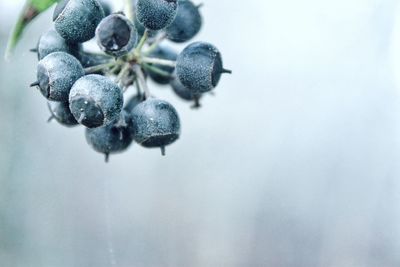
[84,61,117,74]
[115,63,131,84]
[141,57,176,67]
[142,63,171,77]
[134,65,151,99]
[143,32,167,55]
[134,29,149,57]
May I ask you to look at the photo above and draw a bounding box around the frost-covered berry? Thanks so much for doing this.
[176,42,231,93]
[147,45,177,84]
[53,0,105,43]
[85,111,134,161]
[136,0,178,30]
[69,74,123,128]
[47,101,78,126]
[33,29,81,60]
[96,13,138,57]
[131,98,180,155]
[32,52,84,101]
[165,0,202,43]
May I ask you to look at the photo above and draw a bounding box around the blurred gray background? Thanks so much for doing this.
[2,0,400,266]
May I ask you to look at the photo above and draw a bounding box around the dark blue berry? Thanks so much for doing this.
[131,98,180,154]
[165,0,202,43]
[96,13,138,57]
[34,29,81,60]
[85,111,134,161]
[69,74,123,128]
[147,45,177,85]
[32,52,84,101]
[176,42,231,93]
[47,101,78,126]
[53,0,105,43]
[136,0,178,30]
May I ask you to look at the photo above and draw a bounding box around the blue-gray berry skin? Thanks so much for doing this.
[85,111,134,159]
[35,52,84,101]
[147,45,177,85]
[48,101,78,126]
[176,42,230,93]
[36,29,81,60]
[53,0,105,43]
[165,0,202,43]
[131,98,180,150]
[96,14,138,57]
[136,0,178,30]
[124,93,144,112]
[69,74,123,128]
[170,73,196,101]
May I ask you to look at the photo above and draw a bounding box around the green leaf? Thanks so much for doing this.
[5,0,58,60]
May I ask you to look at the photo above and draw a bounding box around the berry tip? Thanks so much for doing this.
[30,81,40,87]
[222,68,232,74]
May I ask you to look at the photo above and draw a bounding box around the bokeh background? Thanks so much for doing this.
[2,0,400,266]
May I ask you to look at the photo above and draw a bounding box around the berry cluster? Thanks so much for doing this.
[30,0,231,161]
